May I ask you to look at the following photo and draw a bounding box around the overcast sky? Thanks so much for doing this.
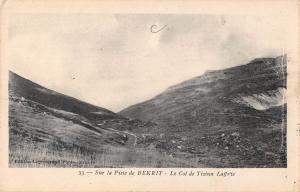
[8,14,288,112]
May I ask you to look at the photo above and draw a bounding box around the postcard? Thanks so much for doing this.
[0,0,299,191]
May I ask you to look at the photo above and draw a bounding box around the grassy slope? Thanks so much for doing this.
[9,71,120,122]
[9,55,287,168]
[10,96,199,168]
[119,56,287,167]
[9,72,197,167]
[119,56,286,132]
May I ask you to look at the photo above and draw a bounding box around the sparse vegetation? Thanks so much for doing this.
[9,93,198,168]
[10,131,199,168]
[9,55,287,168]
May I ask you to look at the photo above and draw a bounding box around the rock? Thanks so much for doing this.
[231,132,240,137]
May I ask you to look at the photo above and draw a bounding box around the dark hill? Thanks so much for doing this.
[119,55,287,135]
[9,71,120,121]
[9,72,166,167]
[119,55,287,167]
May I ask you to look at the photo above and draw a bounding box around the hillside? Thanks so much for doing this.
[9,71,120,121]
[120,56,286,133]
[9,55,287,168]
[9,72,184,168]
[120,55,287,167]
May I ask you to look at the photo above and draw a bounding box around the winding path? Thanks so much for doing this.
[21,98,138,148]
[105,128,137,147]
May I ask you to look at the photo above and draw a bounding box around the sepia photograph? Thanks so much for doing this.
[1,1,300,191]
[7,13,288,168]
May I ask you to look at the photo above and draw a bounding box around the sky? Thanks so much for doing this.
[8,14,288,112]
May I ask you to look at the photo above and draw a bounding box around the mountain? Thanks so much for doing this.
[120,56,287,134]
[119,55,287,167]
[9,55,287,168]
[9,71,172,168]
[9,71,120,122]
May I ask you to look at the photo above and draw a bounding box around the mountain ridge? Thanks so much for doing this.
[9,71,122,121]
[119,55,287,135]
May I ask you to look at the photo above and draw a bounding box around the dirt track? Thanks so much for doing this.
[105,128,137,147]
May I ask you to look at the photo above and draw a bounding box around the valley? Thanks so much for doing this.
[9,55,287,167]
